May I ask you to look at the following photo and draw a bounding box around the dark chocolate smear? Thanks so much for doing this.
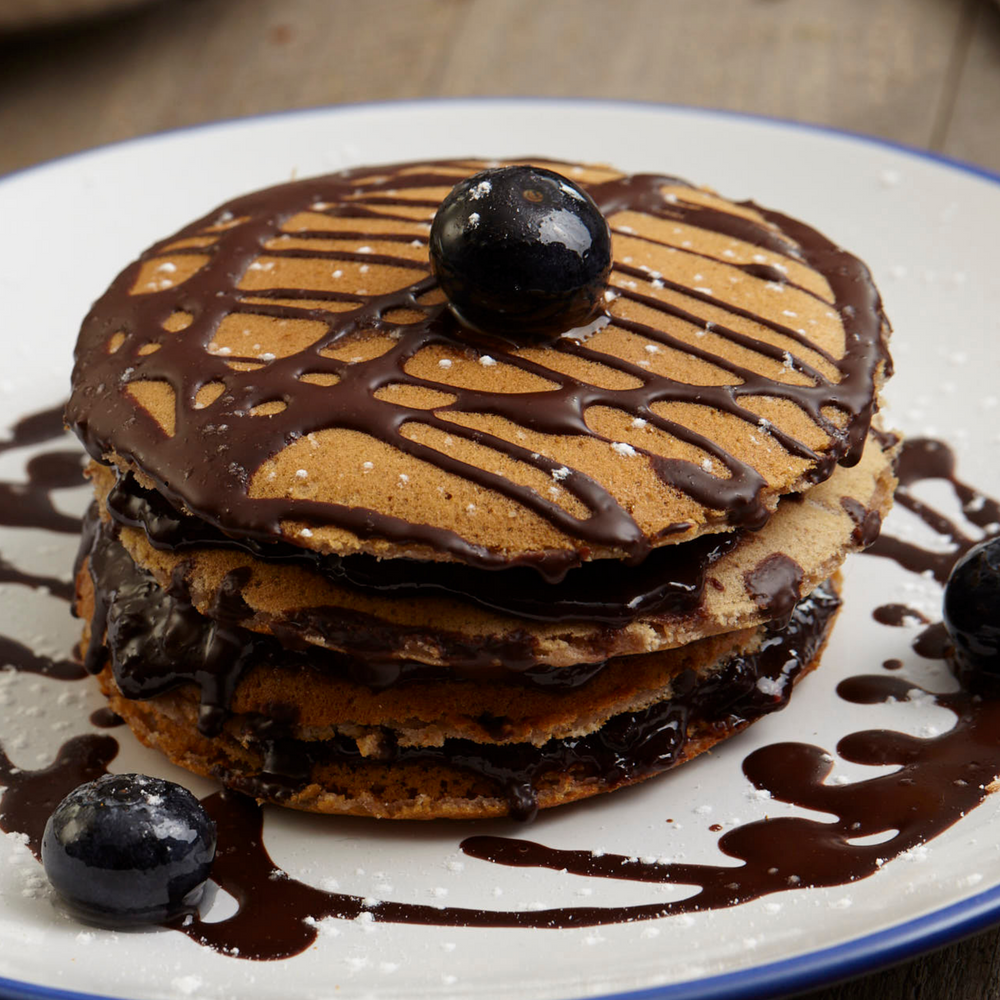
[0,556,74,602]
[463,678,1000,912]
[79,514,621,731]
[873,603,929,627]
[89,707,125,729]
[841,495,882,547]
[743,552,804,624]
[0,734,118,858]
[0,404,70,456]
[867,437,1000,584]
[84,520,257,736]
[0,450,83,535]
[914,621,950,660]
[0,405,84,669]
[0,635,86,682]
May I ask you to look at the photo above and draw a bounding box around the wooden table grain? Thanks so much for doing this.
[1,2,999,999]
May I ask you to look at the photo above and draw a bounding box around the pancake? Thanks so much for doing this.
[66,159,890,569]
[67,157,894,819]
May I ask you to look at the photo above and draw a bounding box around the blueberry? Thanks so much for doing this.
[41,773,216,927]
[943,537,1000,683]
[429,165,612,339]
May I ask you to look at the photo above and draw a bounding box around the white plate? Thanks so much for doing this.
[1,99,999,1000]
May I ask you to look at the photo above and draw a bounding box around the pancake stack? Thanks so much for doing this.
[66,158,895,820]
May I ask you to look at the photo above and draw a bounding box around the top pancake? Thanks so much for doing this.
[66,159,891,568]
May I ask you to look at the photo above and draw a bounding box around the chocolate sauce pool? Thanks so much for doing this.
[2,418,1000,963]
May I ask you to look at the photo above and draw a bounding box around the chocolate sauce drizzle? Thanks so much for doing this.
[866,437,1000,583]
[463,675,1000,910]
[5,576,997,959]
[65,162,889,578]
[78,504,837,821]
[0,735,118,858]
[0,635,85,682]
[0,405,70,456]
[456,437,1000,924]
[81,514,621,727]
[0,448,82,537]
[743,552,804,624]
[89,707,125,729]
[0,406,84,676]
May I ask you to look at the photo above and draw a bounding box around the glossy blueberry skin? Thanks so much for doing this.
[943,537,1000,682]
[429,165,612,339]
[41,773,216,927]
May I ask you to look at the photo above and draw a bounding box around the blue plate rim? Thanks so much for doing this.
[2,881,1000,1000]
[2,97,999,1000]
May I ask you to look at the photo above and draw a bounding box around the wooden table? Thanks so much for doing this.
[2,2,999,998]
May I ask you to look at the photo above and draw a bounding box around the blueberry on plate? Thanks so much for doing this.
[943,536,1000,684]
[41,773,216,927]
[429,165,613,340]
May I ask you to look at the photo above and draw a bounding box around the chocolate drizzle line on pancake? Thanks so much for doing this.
[2,412,1000,959]
[743,552,804,624]
[66,162,890,579]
